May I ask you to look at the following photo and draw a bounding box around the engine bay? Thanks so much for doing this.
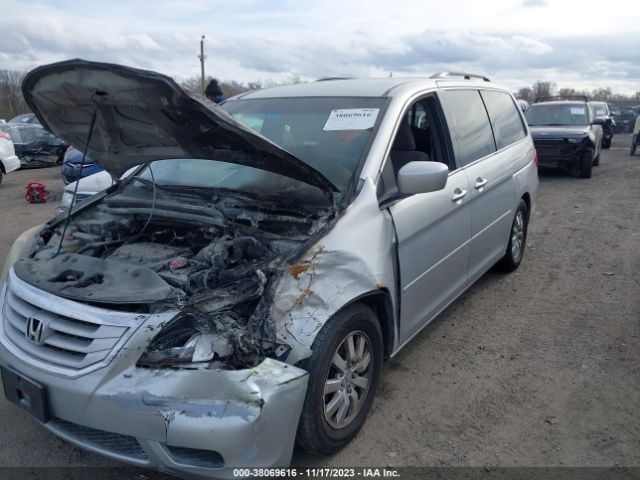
[15,191,334,368]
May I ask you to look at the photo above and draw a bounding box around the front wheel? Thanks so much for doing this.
[496,199,528,272]
[296,303,383,456]
[579,149,593,178]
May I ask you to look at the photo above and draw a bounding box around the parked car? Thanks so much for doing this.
[61,145,103,185]
[0,123,68,168]
[0,60,538,478]
[589,101,615,148]
[8,113,40,125]
[525,100,604,178]
[630,116,640,156]
[517,99,529,112]
[611,106,636,133]
[0,130,21,186]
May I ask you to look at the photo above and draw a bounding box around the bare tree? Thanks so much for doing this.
[515,86,534,103]
[591,87,613,101]
[532,81,555,101]
[0,69,29,120]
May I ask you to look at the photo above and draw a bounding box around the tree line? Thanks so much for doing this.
[0,69,301,120]
[2,67,639,120]
[515,81,640,103]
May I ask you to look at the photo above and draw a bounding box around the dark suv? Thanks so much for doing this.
[525,100,605,178]
[589,101,615,148]
[611,106,636,133]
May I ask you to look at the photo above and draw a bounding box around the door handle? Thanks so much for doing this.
[474,177,488,189]
[451,188,468,202]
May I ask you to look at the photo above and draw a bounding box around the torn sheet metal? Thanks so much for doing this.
[271,178,398,364]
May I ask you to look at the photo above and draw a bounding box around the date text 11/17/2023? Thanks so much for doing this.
[232,468,401,478]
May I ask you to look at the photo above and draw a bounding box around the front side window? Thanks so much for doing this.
[439,89,496,166]
[223,97,386,191]
[525,104,589,126]
[481,90,527,150]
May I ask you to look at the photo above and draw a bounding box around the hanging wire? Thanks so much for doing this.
[131,162,157,241]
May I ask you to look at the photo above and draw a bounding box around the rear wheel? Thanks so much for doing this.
[0,171,3,186]
[631,137,637,156]
[602,137,611,149]
[592,153,600,166]
[296,303,383,456]
[496,200,528,272]
[579,149,593,178]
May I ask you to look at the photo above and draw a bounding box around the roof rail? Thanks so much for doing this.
[430,71,491,82]
[535,95,589,103]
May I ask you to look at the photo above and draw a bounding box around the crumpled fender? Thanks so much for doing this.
[271,178,398,364]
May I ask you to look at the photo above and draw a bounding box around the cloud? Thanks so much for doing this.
[521,0,547,7]
[0,0,638,94]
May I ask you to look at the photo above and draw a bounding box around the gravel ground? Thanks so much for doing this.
[0,135,638,478]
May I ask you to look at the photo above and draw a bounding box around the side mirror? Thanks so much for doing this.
[397,161,448,195]
[592,118,605,126]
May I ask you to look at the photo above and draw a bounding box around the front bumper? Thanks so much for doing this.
[0,271,308,479]
[533,140,584,169]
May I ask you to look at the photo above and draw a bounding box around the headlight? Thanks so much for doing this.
[137,313,234,368]
[0,225,42,290]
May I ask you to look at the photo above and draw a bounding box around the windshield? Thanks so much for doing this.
[223,96,385,191]
[131,159,330,205]
[593,105,608,116]
[0,124,44,143]
[525,104,589,126]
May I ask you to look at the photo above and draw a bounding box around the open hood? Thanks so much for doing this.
[22,59,337,193]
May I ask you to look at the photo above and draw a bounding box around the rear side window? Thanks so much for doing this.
[481,90,527,150]
[440,89,496,166]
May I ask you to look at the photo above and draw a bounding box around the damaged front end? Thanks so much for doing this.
[16,185,336,370]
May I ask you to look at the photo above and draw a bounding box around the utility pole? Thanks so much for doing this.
[199,35,206,93]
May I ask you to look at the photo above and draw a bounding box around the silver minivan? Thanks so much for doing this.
[0,61,538,478]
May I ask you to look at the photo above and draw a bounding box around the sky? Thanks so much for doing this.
[1,0,639,95]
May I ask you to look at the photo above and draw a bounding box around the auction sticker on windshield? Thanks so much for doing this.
[570,107,585,115]
[323,108,379,131]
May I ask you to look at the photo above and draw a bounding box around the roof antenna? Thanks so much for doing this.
[54,92,104,257]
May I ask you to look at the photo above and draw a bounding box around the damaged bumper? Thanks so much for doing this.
[0,272,308,479]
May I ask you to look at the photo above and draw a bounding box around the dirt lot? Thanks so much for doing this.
[0,135,638,477]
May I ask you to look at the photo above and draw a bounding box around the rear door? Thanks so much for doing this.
[439,89,521,283]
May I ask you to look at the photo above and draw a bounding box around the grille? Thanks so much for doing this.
[2,283,129,370]
[166,445,225,468]
[49,418,148,460]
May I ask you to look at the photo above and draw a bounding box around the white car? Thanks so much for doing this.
[0,130,21,186]
[58,170,114,213]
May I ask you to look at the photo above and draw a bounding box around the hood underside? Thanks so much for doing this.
[22,59,337,193]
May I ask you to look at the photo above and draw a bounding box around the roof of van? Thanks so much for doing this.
[231,77,501,100]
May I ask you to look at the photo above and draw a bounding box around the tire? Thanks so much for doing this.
[631,143,637,156]
[296,303,383,456]
[496,199,528,272]
[602,137,611,149]
[0,171,3,186]
[579,149,593,178]
[592,153,600,166]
